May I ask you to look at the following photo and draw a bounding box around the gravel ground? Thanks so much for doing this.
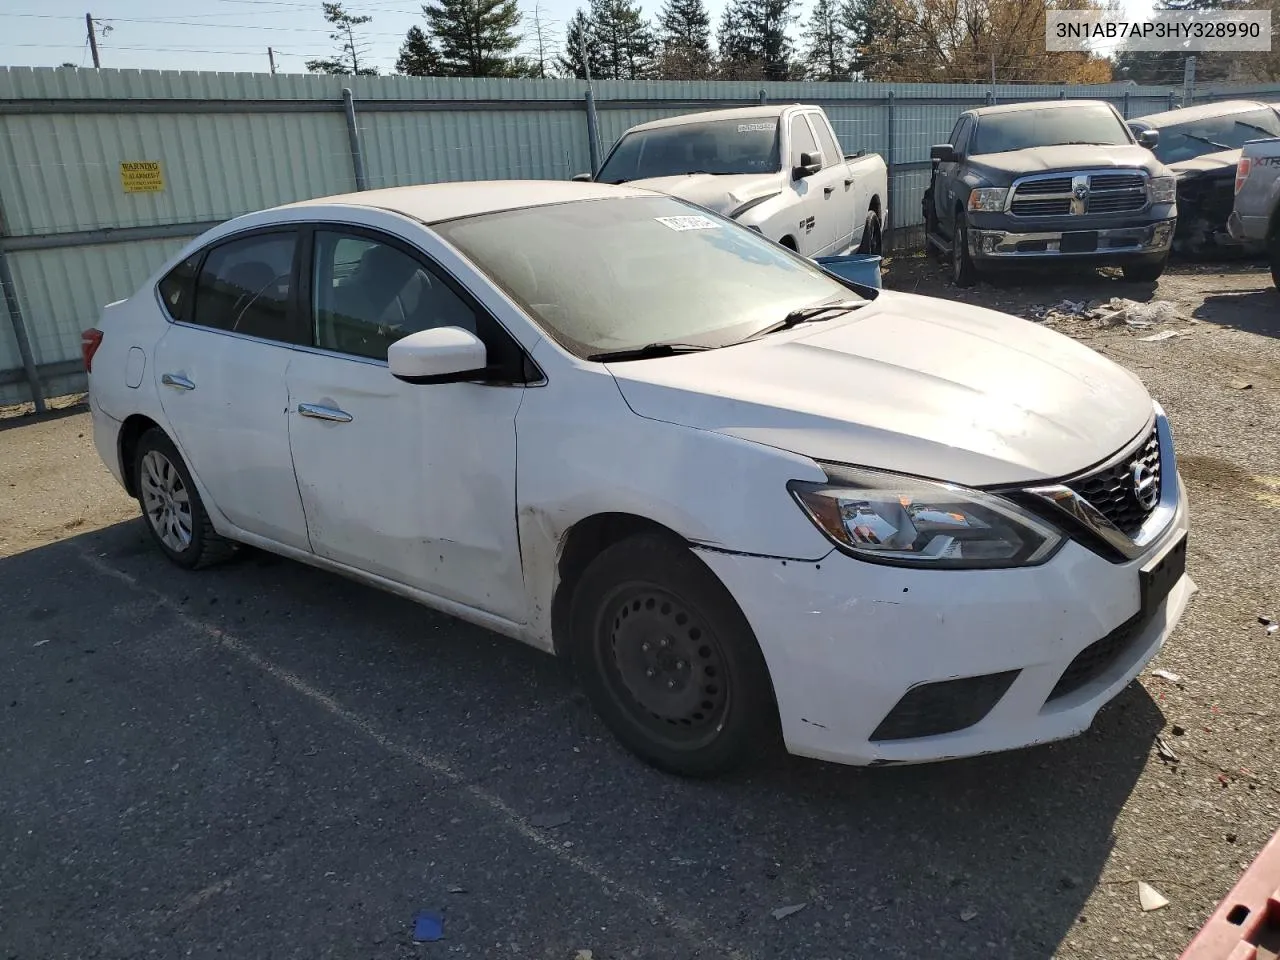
[2,260,1279,960]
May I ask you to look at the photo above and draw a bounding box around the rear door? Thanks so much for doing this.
[806,111,858,253]
[152,228,312,550]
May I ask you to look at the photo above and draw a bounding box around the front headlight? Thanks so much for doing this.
[967,187,1009,213]
[1149,176,1177,204]
[788,465,1063,569]
[728,192,781,220]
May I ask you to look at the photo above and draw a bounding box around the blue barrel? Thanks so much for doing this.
[815,254,883,289]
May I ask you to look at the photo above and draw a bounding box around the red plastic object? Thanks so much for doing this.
[1180,828,1280,960]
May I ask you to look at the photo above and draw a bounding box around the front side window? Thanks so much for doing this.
[790,115,821,167]
[971,105,1132,155]
[157,254,200,323]
[595,119,781,183]
[312,231,479,362]
[810,114,842,167]
[191,232,297,342]
[433,195,861,358]
[1151,108,1280,164]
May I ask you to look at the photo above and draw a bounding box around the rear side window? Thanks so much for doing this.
[191,232,298,342]
[157,255,200,323]
[809,114,842,166]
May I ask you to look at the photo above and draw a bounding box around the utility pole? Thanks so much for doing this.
[268,47,277,74]
[86,13,101,68]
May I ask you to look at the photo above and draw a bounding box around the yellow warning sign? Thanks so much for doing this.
[120,161,164,194]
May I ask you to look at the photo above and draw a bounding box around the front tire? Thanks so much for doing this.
[952,212,978,287]
[568,533,779,778]
[1269,230,1279,290]
[1122,255,1168,283]
[133,428,234,570]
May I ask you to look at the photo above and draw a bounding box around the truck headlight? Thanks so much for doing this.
[728,192,781,220]
[788,466,1063,569]
[1149,176,1177,204]
[967,188,1008,213]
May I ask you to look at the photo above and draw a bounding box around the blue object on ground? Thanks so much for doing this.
[815,253,883,289]
[414,911,444,942]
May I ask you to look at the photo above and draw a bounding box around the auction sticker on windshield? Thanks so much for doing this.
[656,215,720,231]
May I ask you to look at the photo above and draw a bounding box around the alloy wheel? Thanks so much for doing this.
[139,449,193,553]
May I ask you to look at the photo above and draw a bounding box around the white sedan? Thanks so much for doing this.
[85,180,1194,777]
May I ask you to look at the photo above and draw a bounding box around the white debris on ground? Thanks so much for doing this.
[1027,297,1194,333]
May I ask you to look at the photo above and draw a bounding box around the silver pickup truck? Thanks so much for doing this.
[1228,136,1280,289]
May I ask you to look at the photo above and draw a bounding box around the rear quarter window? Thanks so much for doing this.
[156,255,200,323]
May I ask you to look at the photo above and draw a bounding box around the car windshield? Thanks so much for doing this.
[971,105,1132,155]
[1149,108,1280,164]
[595,119,782,183]
[433,196,861,358]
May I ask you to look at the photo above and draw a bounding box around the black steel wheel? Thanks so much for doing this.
[569,533,779,777]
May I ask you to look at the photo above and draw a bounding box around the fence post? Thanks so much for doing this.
[584,89,602,176]
[0,246,44,414]
[759,89,767,104]
[1183,56,1196,107]
[341,87,368,191]
[1123,90,1131,119]
[885,90,895,250]
[1168,90,1178,110]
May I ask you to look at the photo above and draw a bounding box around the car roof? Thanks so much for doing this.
[278,179,656,224]
[626,104,806,133]
[1130,99,1270,127]
[966,99,1116,119]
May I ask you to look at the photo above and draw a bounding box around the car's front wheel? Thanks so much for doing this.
[569,533,778,777]
[133,428,234,569]
[1269,229,1279,290]
[1122,255,1168,283]
[952,212,978,287]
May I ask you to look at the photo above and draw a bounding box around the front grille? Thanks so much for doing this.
[1047,612,1147,701]
[1008,169,1150,218]
[1066,425,1161,536]
[870,671,1019,741]
[1010,197,1071,217]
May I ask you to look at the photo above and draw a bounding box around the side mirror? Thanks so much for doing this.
[388,327,488,385]
[930,143,957,163]
[1137,129,1160,150]
[570,172,593,182]
[792,151,823,179]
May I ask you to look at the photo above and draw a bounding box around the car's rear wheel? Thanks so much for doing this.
[1122,255,1168,283]
[568,533,778,777]
[1269,229,1279,290]
[857,208,882,255]
[133,428,234,569]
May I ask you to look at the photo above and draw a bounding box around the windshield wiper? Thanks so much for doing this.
[1181,133,1231,151]
[741,300,865,342]
[586,342,712,362]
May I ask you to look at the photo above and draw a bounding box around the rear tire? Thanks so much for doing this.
[857,209,883,255]
[1122,255,1168,283]
[1269,231,1279,290]
[568,533,779,778]
[133,428,235,570]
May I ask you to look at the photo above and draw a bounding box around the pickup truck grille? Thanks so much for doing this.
[1008,170,1149,218]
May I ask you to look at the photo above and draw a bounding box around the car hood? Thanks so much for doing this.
[606,291,1154,487]
[1169,149,1240,178]
[626,173,783,216]
[966,144,1166,185]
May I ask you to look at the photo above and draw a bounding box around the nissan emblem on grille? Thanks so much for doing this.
[1131,462,1159,510]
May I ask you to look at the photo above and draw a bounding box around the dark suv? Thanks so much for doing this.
[923,100,1179,287]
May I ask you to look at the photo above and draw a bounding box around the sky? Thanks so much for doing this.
[0,0,1154,76]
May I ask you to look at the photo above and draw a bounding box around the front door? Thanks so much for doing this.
[285,227,527,620]
[787,113,838,257]
[153,228,311,550]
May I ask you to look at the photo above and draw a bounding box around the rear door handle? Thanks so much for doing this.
[161,373,195,391]
[824,186,835,196]
[844,178,855,187]
[297,402,353,423]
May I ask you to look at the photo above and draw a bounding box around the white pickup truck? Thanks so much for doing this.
[575,104,889,259]
[1228,135,1280,289]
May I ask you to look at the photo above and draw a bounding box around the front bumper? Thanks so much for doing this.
[695,478,1193,768]
[969,217,1175,262]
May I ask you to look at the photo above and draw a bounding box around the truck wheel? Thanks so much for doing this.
[1122,255,1168,284]
[1269,231,1279,290]
[952,213,978,288]
[857,209,882,255]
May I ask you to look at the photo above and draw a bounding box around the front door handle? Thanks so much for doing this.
[824,185,835,196]
[161,373,195,391]
[844,178,855,187]
[297,402,353,423]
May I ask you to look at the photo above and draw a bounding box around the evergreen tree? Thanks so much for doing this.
[422,0,524,77]
[590,0,657,79]
[656,0,711,78]
[396,25,443,75]
[841,0,904,79]
[715,0,797,80]
[557,8,609,78]
[802,0,848,80]
[306,2,378,76]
